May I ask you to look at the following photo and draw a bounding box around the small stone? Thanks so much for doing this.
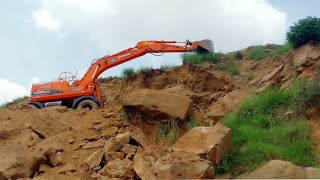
[104,151,125,161]
[50,151,63,166]
[85,135,101,142]
[101,127,118,140]
[103,113,116,118]
[82,139,105,149]
[93,166,102,171]
[59,164,76,174]
[93,123,110,131]
[126,153,135,161]
[69,137,75,144]
[86,149,104,169]
[93,120,102,124]
[121,144,137,155]
[79,141,89,148]
[39,164,51,173]
[31,132,40,140]
[104,132,130,153]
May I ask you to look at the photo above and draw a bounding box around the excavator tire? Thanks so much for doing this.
[28,104,38,109]
[76,99,99,110]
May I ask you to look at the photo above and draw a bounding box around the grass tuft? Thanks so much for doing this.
[137,66,152,73]
[160,64,177,70]
[159,119,179,145]
[121,68,135,79]
[219,87,317,174]
[181,52,222,65]
[217,59,240,76]
[270,44,293,56]
[187,118,199,130]
[249,46,268,61]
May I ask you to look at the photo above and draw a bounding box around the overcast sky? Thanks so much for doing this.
[0,0,320,105]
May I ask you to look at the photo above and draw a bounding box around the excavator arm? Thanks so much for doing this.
[77,39,214,89]
[29,39,213,109]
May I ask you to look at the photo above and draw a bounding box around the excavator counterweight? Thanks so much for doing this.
[29,39,214,110]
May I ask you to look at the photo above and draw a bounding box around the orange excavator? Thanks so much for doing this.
[29,39,214,109]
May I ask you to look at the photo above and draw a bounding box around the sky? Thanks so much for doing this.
[0,0,319,105]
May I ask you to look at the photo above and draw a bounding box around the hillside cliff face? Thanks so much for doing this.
[1,44,320,179]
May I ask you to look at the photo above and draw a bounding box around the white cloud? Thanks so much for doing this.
[0,78,29,105]
[31,9,63,37]
[33,0,287,52]
[0,77,42,106]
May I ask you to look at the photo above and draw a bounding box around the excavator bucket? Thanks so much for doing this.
[194,39,214,54]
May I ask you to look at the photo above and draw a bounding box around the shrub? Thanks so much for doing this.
[187,118,199,130]
[270,43,293,56]
[159,119,179,145]
[160,64,176,70]
[249,46,267,60]
[287,16,320,48]
[121,68,135,79]
[217,60,240,76]
[234,51,244,60]
[181,52,220,64]
[137,66,152,73]
[292,78,320,113]
[219,88,316,174]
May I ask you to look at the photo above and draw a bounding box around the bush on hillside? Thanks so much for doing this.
[248,46,267,61]
[286,16,320,48]
[181,52,222,65]
[234,51,244,60]
[270,44,292,56]
[121,68,135,79]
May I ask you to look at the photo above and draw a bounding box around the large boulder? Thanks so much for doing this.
[0,144,45,179]
[103,159,136,179]
[122,89,193,120]
[171,123,231,165]
[104,132,131,153]
[133,153,157,180]
[28,113,70,139]
[242,160,320,179]
[207,89,251,120]
[155,151,215,179]
[133,151,215,180]
[293,43,320,67]
[85,149,104,169]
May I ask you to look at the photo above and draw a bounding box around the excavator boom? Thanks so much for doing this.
[29,39,214,109]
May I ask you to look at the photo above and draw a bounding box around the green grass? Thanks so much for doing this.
[217,87,316,174]
[121,68,135,79]
[217,59,240,76]
[137,66,152,73]
[0,96,28,108]
[248,44,292,61]
[159,119,179,146]
[181,52,222,65]
[187,118,200,130]
[248,46,268,61]
[160,64,177,70]
[270,44,293,56]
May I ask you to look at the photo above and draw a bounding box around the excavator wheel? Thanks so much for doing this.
[28,104,38,109]
[76,99,99,110]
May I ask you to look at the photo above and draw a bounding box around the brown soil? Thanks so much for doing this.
[2,43,320,179]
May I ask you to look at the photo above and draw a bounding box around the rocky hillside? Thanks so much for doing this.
[1,43,320,179]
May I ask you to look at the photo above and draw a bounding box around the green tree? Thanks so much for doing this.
[286,16,320,48]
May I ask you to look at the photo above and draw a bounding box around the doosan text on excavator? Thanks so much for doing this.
[28,39,214,109]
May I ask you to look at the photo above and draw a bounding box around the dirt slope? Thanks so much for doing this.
[1,43,320,179]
